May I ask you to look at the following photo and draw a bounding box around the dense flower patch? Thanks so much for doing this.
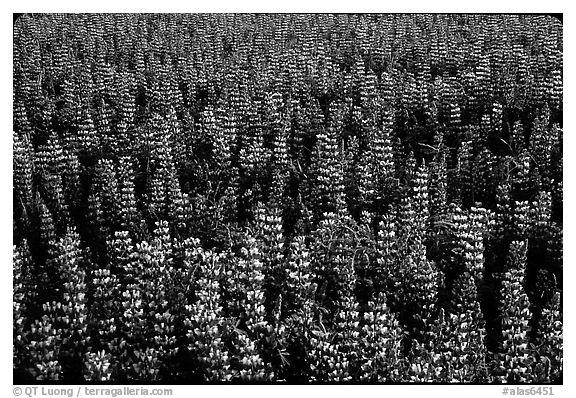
[13,13,562,383]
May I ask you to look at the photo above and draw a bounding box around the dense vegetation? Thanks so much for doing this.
[13,14,562,383]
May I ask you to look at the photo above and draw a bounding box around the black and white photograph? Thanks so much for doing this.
[11,10,564,387]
